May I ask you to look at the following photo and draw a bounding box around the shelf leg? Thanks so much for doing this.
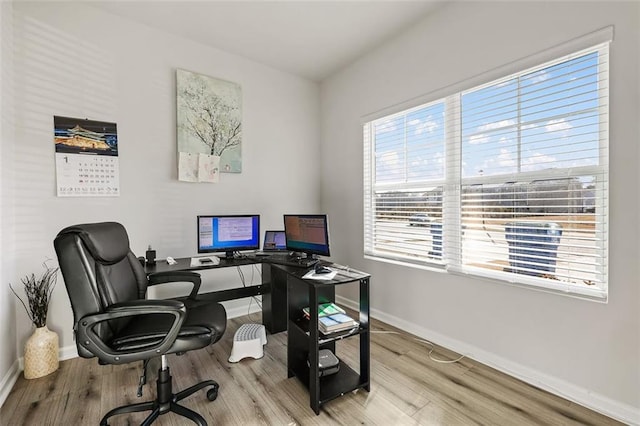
[309,285,320,414]
[360,277,371,392]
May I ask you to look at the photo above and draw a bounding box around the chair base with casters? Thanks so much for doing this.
[100,355,218,426]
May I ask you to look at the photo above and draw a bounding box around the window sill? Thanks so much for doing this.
[364,254,446,273]
[448,265,608,303]
[363,254,607,303]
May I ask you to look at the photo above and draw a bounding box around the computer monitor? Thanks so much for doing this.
[197,215,260,258]
[283,214,330,258]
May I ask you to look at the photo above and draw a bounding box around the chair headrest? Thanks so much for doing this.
[57,222,130,264]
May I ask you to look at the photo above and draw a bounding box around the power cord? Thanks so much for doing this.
[235,264,262,320]
[248,264,262,315]
[371,330,465,364]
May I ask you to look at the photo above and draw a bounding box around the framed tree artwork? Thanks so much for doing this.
[176,69,242,182]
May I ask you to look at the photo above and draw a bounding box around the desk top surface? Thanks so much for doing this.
[145,256,256,274]
[145,255,369,284]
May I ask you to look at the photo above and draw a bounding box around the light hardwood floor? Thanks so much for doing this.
[0,314,622,425]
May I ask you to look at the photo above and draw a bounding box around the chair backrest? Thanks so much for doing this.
[54,222,149,358]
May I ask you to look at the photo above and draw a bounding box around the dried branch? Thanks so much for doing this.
[10,261,58,328]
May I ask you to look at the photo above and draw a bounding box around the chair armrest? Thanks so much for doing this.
[148,271,201,299]
[76,299,186,365]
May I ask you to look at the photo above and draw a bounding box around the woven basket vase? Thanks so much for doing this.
[24,326,59,379]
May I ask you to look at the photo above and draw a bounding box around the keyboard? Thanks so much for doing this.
[264,254,319,268]
[254,250,289,257]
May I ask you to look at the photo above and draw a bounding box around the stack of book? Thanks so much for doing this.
[302,303,358,335]
[318,313,358,334]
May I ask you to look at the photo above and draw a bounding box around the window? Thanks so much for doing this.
[363,41,609,300]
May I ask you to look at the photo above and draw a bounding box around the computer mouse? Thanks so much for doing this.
[315,264,332,274]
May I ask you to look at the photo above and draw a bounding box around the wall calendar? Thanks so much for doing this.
[54,116,119,197]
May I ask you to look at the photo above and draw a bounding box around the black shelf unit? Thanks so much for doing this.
[286,269,370,414]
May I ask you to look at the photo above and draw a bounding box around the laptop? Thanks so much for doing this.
[255,230,288,255]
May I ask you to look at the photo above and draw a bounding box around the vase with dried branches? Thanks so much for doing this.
[10,262,60,379]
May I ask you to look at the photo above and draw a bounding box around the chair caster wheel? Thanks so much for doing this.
[207,385,219,401]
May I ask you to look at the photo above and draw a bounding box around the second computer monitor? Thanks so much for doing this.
[283,214,330,258]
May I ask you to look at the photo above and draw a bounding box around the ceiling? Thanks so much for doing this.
[91,1,442,82]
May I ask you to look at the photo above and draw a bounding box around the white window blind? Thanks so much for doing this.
[364,101,446,266]
[364,40,609,299]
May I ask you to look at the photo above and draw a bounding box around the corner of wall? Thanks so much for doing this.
[0,359,19,409]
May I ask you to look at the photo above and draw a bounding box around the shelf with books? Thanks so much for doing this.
[287,270,370,414]
[292,316,365,343]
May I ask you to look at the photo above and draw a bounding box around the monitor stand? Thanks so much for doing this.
[297,253,319,267]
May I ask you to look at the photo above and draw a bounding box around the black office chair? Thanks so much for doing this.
[54,222,227,426]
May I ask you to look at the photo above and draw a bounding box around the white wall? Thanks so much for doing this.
[321,1,639,423]
[0,0,20,406]
[1,0,320,394]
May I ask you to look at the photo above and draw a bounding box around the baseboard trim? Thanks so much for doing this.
[59,345,78,362]
[225,303,262,320]
[0,359,20,408]
[335,295,639,425]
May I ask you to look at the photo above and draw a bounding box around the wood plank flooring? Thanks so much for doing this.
[0,314,622,425]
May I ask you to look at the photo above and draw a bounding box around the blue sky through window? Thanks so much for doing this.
[461,52,600,178]
[374,103,445,184]
[373,52,601,184]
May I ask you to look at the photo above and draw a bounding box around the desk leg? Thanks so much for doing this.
[261,264,287,334]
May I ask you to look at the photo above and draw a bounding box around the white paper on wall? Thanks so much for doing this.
[178,152,198,182]
[197,154,220,183]
[179,152,220,183]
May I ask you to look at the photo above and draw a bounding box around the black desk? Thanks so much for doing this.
[145,255,371,414]
[145,255,288,334]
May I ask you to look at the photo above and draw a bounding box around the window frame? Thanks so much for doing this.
[363,30,611,301]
